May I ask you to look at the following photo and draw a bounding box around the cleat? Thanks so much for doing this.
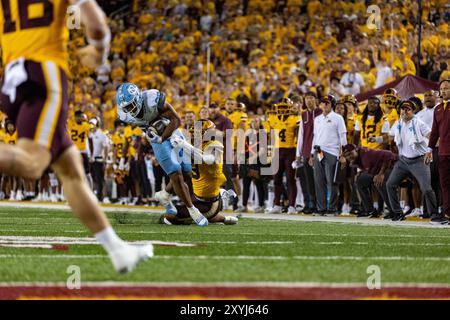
[162,217,173,225]
[368,210,382,218]
[266,205,282,214]
[155,190,170,205]
[235,206,248,213]
[402,205,411,215]
[109,243,154,274]
[50,194,58,203]
[219,189,237,205]
[224,216,238,225]
[165,201,177,215]
[406,208,422,218]
[430,217,449,226]
[16,190,24,201]
[189,207,208,227]
[253,206,265,213]
[392,214,406,221]
[287,206,296,214]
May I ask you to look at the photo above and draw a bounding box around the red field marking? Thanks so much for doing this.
[0,285,449,300]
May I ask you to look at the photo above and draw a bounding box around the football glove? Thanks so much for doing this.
[146,129,162,144]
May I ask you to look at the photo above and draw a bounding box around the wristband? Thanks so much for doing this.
[372,136,383,143]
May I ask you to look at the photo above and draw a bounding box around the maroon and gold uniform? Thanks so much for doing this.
[0,0,72,161]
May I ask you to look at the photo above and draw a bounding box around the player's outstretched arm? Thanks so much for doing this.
[158,103,182,141]
[71,0,111,69]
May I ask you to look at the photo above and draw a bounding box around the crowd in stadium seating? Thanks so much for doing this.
[0,0,449,223]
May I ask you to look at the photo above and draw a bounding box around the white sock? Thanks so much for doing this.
[400,200,405,209]
[187,206,196,213]
[95,226,125,253]
[373,202,379,210]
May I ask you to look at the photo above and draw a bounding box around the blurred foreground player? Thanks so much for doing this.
[0,0,153,273]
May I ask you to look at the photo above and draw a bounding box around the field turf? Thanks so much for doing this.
[0,205,449,299]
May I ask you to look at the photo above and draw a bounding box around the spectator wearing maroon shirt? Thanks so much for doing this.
[343,145,398,219]
[427,79,450,224]
[294,91,322,213]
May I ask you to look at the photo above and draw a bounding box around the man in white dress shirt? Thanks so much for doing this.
[309,94,347,214]
[386,99,439,222]
[89,117,109,202]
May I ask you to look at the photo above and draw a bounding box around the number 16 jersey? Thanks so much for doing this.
[0,0,70,74]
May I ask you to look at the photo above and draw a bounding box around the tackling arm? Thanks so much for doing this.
[71,0,110,68]
[170,136,222,165]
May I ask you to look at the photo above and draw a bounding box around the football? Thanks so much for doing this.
[149,117,170,136]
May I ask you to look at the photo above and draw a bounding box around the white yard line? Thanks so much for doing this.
[0,236,448,247]
[1,229,450,238]
[0,236,195,248]
[0,254,449,262]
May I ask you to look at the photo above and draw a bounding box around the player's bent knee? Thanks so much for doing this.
[16,140,51,180]
[51,146,85,182]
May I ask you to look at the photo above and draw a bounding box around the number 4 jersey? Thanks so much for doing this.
[0,0,70,74]
[267,114,300,149]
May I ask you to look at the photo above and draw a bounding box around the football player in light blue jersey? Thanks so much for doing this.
[116,83,208,227]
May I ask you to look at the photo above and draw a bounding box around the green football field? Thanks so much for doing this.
[0,204,449,299]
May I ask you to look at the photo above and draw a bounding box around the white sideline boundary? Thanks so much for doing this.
[0,281,449,288]
[0,201,448,229]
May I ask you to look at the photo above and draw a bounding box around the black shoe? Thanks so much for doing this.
[357,211,370,217]
[430,217,449,225]
[302,207,313,214]
[317,210,327,216]
[327,210,337,216]
[392,214,406,221]
[383,212,394,220]
[369,210,382,218]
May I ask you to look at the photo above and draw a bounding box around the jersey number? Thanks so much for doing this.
[71,130,86,143]
[279,129,287,142]
[365,124,376,139]
[2,0,54,33]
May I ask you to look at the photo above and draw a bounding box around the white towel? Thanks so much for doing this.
[395,117,429,154]
[1,58,27,104]
[408,117,429,153]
